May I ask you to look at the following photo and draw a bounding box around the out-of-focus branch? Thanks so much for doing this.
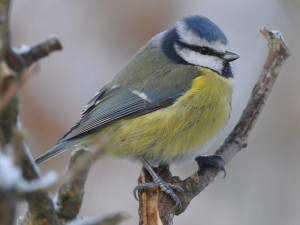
[20,36,62,67]
[0,6,62,146]
[0,192,16,225]
[0,0,11,56]
[56,149,93,222]
[0,36,62,117]
[1,1,127,225]
[0,36,62,116]
[0,1,63,224]
[0,0,16,149]
[138,28,290,225]
[12,130,61,225]
[0,2,18,224]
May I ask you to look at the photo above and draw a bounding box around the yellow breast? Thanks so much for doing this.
[94,68,234,164]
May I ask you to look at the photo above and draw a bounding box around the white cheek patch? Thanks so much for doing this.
[174,43,223,74]
[176,21,226,53]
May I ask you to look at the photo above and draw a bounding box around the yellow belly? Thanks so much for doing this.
[87,68,234,164]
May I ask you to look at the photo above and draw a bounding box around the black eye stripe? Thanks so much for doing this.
[176,41,224,57]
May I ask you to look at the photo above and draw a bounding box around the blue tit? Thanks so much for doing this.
[36,15,239,209]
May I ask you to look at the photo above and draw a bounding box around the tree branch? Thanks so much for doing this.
[0,0,62,146]
[12,130,62,225]
[0,0,63,224]
[138,28,290,225]
[0,0,11,56]
[56,149,93,222]
[20,36,62,67]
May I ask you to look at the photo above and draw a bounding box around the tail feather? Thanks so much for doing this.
[35,137,84,164]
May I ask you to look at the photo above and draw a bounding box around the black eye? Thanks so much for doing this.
[199,47,210,55]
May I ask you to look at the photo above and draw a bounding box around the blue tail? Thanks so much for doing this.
[35,136,85,164]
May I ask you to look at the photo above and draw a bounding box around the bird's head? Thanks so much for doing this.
[161,15,239,77]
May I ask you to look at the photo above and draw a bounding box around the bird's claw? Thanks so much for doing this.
[195,154,227,178]
[134,177,184,212]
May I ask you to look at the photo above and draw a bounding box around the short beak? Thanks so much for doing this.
[223,51,239,62]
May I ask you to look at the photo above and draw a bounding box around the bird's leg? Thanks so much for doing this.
[195,154,227,178]
[134,159,184,211]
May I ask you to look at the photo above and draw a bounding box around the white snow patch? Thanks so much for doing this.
[66,216,101,225]
[20,44,31,52]
[0,152,58,192]
[0,153,23,189]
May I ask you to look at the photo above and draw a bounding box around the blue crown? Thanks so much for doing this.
[161,15,228,65]
[182,15,227,44]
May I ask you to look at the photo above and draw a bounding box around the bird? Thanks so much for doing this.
[35,15,239,210]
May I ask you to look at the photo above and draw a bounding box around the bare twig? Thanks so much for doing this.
[56,149,93,222]
[12,130,62,225]
[0,1,125,225]
[138,28,290,224]
[20,36,62,67]
[0,0,64,223]
[0,2,17,224]
[0,0,62,146]
[0,0,11,55]
[4,36,62,73]
[0,192,16,225]
[0,36,62,115]
[54,139,108,221]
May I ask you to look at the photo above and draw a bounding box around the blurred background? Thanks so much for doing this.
[10,0,300,224]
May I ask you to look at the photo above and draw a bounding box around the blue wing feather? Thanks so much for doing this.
[59,86,187,142]
[35,86,186,164]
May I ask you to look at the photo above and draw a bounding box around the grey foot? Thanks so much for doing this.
[195,154,227,178]
[134,175,184,211]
